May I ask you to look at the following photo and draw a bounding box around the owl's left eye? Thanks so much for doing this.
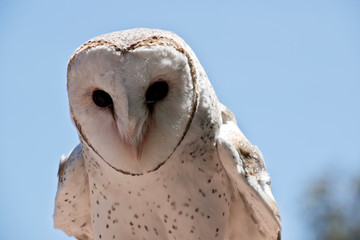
[145,81,169,104]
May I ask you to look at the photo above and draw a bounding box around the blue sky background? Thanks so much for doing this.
[1,0,359,239]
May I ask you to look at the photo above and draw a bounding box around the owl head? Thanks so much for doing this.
[67,29,219,175]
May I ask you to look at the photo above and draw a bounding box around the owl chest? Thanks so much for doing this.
[87,151,234,240]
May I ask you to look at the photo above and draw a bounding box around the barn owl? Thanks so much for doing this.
[54,28,281,240]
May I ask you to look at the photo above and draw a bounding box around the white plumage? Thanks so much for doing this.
[54,28,281,240]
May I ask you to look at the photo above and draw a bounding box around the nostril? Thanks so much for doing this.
[92,90,113,108]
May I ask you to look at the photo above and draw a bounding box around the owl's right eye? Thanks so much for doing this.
[92,90,113,108]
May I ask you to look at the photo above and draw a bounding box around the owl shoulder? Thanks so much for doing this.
[54,144,93,240]
[216,104,281,239]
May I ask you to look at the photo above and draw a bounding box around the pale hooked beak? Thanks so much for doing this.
[131,119,150,161]
[114,105,150,161]
[136,139,144,161]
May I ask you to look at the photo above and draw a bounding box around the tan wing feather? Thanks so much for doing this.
[54,144,93,240]
[217,104,281,240]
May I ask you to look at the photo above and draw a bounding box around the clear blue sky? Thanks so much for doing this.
[1,1,359,239]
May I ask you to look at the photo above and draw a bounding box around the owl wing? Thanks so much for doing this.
[54,144,93,240]
[216,104,281,240]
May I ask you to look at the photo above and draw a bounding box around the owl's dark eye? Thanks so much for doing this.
[145,81,169,104]
[92,90,113,108]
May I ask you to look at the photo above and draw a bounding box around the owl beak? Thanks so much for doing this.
[133,118,150,161]
[115,111,148,161]
[136,140,144,161]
